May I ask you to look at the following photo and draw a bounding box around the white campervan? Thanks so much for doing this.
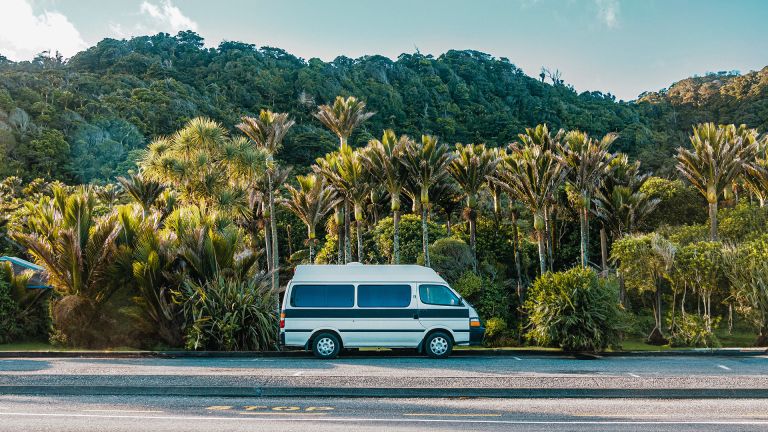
[279,264,485,358]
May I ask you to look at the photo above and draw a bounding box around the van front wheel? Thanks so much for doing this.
[424,332,453,358]
[312,333,341,359]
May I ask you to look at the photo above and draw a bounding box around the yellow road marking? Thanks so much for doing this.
[243,406,268,411]
[206,406,233,410]
[306,407,335,412]
[272,406,301,411]
[404,413,502,417]
[239,412,329,416]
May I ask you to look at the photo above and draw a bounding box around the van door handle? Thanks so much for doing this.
[413,313,419,319]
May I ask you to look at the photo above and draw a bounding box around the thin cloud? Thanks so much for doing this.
[139,0,198,33]
[0,0,87,61]
[595,0,620,29]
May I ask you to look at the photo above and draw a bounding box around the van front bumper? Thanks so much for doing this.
[469,326,485,346]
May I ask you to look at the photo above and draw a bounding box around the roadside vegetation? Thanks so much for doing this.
[1,33,767,352]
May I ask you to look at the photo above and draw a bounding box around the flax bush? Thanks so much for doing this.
[182,273,278,351]
[525,267,625,352]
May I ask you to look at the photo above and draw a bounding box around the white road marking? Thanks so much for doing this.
[293,371,304,376]
[512,357,522,361]
[404,413,502,417]
[1,412,768,425]
[83,409,164,413]
[718,365,732,371]
[628,373,640,378]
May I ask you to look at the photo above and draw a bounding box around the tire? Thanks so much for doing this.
[312,332,341,359]
[424,332,453,359]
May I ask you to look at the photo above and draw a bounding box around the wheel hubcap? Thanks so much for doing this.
[317,337,335,356]
[430,336,448,355]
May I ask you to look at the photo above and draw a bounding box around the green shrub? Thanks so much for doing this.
[483,316,515,347]
[0,279,21,343]
[373,214,445,264]
[453,271,483,303]
[525,267,625,352]
[182,274,277,351]
[424,238,473,285]
[668,314,721,348]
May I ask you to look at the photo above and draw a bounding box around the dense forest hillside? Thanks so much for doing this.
[0,31,765,183]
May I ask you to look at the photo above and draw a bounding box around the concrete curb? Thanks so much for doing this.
[0,348,765,359]
[2,385,767,399]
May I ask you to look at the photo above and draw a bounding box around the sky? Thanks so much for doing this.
[0,0,767,101]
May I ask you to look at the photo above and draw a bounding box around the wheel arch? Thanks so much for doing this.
[418,327,455,351]
[305,328,344,350]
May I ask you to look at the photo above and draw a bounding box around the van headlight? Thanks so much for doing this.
[470,317,482,327]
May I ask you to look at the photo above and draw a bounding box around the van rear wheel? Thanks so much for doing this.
[424,332,453,358]
[312,332,341,359]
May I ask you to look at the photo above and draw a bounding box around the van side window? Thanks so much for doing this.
[419,284,461,306]
[290,284,354,307]
[358,284,411,308]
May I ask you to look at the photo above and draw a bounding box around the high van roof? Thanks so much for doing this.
[291,264,447,284]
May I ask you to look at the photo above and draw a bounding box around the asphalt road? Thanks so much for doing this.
[2,353,768,394]
[1,395,768,431]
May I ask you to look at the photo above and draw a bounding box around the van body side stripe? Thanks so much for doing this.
[284,329,469,333]
[283,308,469,319]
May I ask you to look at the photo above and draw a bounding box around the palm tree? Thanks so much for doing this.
[314,96,375,148]
[428,179,462,236]
[744,136,768,206]
[676,123,758,241]
[448,143,499,269]
[237,110,295,291]
[325,146,369,261]
[594,155,659,304]
[516,124,565,270]
[402,135,454,267]
[314,96,375,262]
[141,117,260,210]
[560,130,616,268]
[495,139,566,275]
[364,130,411,264]
[282,174,340,263]
[117,173,165,216]
[12,185,127,347]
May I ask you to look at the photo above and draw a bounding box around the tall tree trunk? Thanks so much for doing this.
[445,214,452,236]
[344,199,352,263]
[708,201,718,241]
[544,206,554,272]
[268,173,279,293]
[308,226,315,264]
[600,225,608,275]
[579,204,589,269]
[536,228,547,276]
[618,271,626,306]
[422,206,430,267]
[264,216,272,272]
[511,210,523,296]
[356,219,364,262]
[469,210,477,272]
[335,206,344,264]
[393,208,401,264]
[355,202,364,262]
[534,212,547,276]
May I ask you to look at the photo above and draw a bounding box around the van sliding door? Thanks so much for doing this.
[350,284,421,347]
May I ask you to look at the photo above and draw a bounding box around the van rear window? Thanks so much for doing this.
[290,284,354,308]
[357,284,411,308]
